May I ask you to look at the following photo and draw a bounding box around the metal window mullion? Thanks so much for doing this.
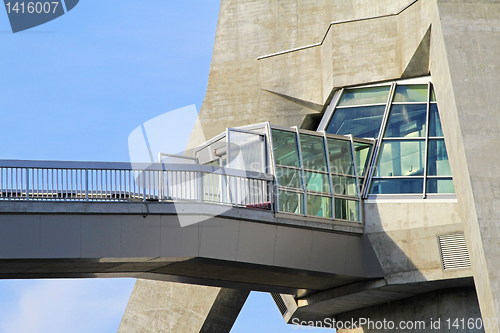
[423,82,432,198]
[362,82,397,198]
[294,127,307,216]
[349,134,362,223]
[322,132,335,220]
[266,123,280,213]
[317,88,344,131]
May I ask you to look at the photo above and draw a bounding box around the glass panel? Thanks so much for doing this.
[327,138,355,175]
[278,190,304,214]
[326,105,386,138]
[427,139,451,176]
[376,140,425,177]
[307,194,332,218]
[299,134,327,171]
[271,129,300,167]
[305,171,330,193]
[370,178,424,194]
[384,104,427,138]
[427,178,455,194]
[430,85,436,102]
[331,175,358,196]
[227,130,265,172]
[393,84,428,103]
[354,142,373,177]
[334,198,359,221]
[429,104,443,137]
[276,167,302,189]
[338,86,391,106]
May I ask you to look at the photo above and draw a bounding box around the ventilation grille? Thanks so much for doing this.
[438,233,471,271]
[271,293,288,315]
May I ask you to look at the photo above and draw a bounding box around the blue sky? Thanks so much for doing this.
[0,1,330,332]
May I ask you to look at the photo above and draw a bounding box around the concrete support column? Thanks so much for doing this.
[429,1,500,331]
[337,287,483,333]
[117,279,249,333]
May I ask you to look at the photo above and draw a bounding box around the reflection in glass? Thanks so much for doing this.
[338,86,391,106]
[427,139,451,176]
[354,142,373,177]
[431,86,436,102]
[278,190,304,214]
[393,85,428,103]
[327,138,355,175]
[334,198,359,221]
[327,105,386,138]
[370,178,424,194]
[276,167,302,188]
[305,171,330,193]
[272,130,300,167]
[307,194,331,218]
[427,178,455,193]
[332,175,357,196]
[300,134,327,171]
[376,140,425,177]
[385,104,427,138]
[429,104,443,137]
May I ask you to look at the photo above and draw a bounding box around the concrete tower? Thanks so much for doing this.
[118,0,500,332]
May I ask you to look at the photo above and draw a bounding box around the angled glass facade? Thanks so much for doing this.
[270,127,372,222]
[322,78,454,197]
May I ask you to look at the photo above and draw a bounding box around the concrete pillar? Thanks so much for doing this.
[429,1,500,331]
[117,279,249,333]
[337,287,483,333]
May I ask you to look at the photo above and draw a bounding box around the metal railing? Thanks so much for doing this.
[0,160,273,209]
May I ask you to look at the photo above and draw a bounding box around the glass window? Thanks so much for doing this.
[305,171,330,193]
[338,86,391,106]
[376,140,425,177]
[327,138,355,175]
[354,142,373,177]
[299,134,327,171]
[427,139,451,176]
[429,104,443,137]
[278,190,304,214]
[307,194,331,218]
[384,104,427,138]
[370,178,424,194]
[393,84,428,103]
[334,198,359,221]
[272,129,300,167]
[427,178,455,194]
[431,86,436,102]
[331,175,357,196]
[326,105,386,138]
[276,167,302,189]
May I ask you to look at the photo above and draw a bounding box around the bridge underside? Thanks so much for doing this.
[0,201,381,298]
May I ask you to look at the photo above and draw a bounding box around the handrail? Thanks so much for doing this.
[0,159,273,209]
[0,160,273,181]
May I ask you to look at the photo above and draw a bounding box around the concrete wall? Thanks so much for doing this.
[336,286,483,333]
[427,1,500,331]
[284,200,472,322]
[117,280,249,333]
[364,200,470,284]
[187,0,422,148]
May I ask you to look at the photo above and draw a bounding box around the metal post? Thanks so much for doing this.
[25,168,29,200]
[142,171,146,202]
[85,169,89,201]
